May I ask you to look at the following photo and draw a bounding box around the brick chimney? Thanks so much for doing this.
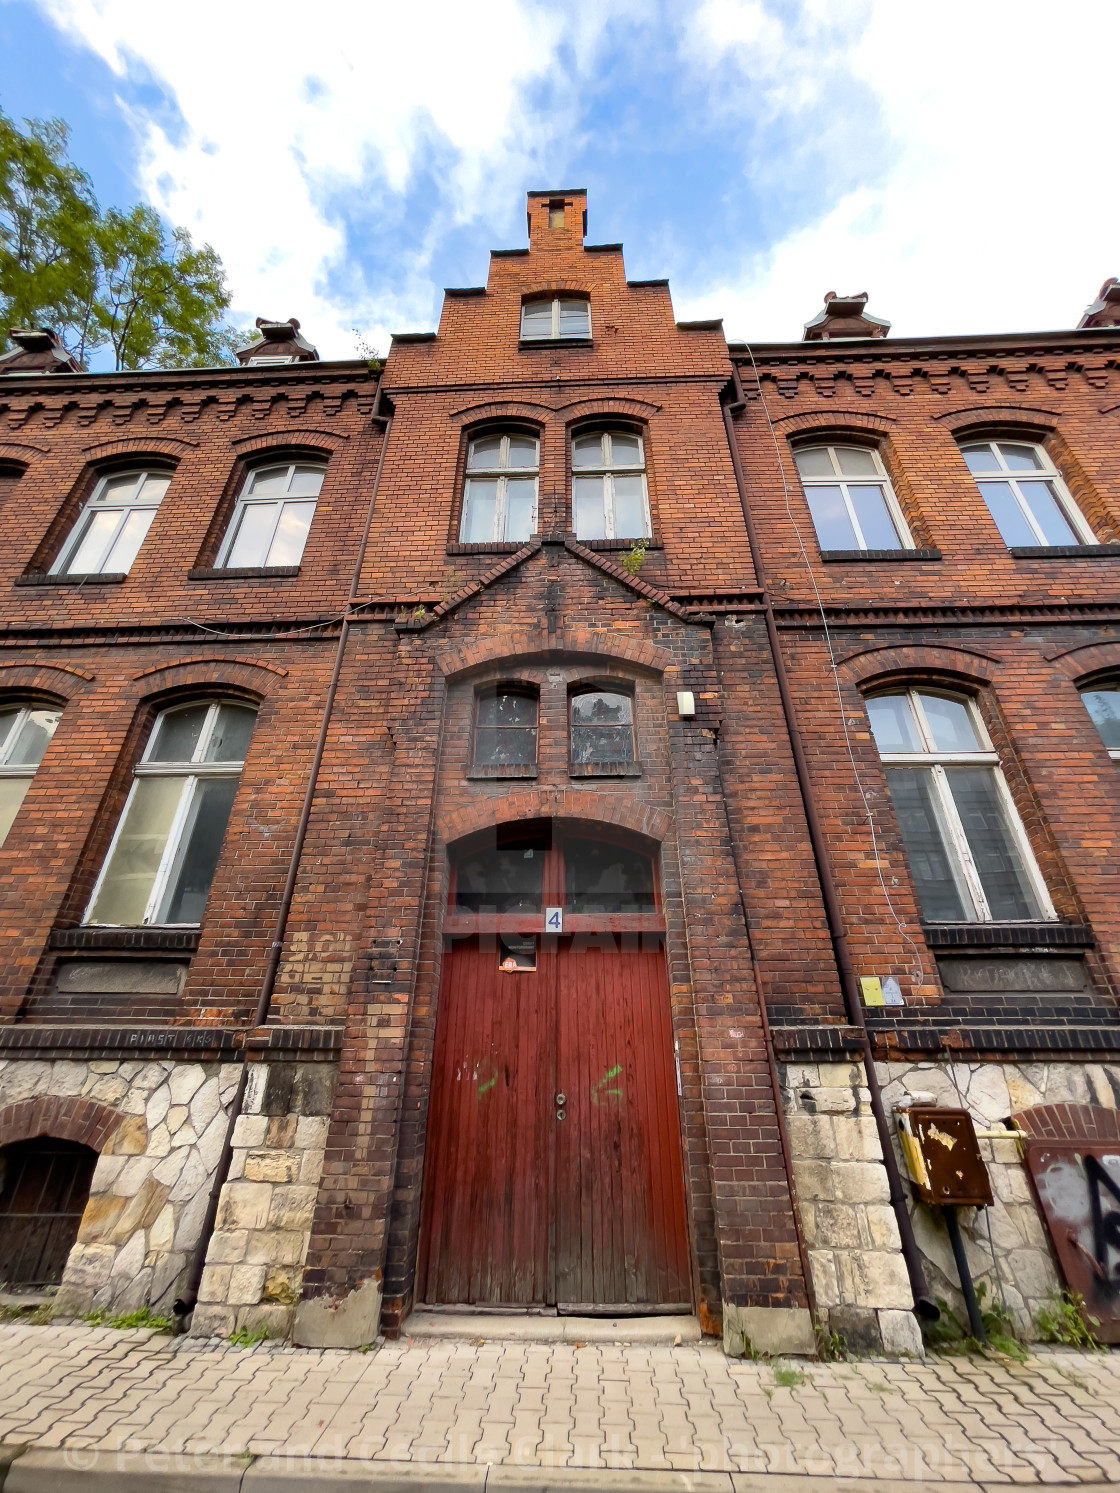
[526,190,588,253]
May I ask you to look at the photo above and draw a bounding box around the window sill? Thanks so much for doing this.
[579,538,663,552]
[1006,544,1120,559]
[467,765,539,780]
[446,542,527,556]
[569,761,642,778]
[188,565,301,580]
[921,922,1093,950]
[16,571,127,587]
[49,926,201,952]
[819,548,941,563]
[518,338,593,350]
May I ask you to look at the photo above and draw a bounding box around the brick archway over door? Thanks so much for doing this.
[0,1096,133,1153]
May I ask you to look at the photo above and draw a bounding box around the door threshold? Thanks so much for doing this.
[406,1310,701,1344]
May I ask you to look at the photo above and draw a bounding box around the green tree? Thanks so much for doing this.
[0,111,99,347]
[93,205,235,370]
[1,107,237,369]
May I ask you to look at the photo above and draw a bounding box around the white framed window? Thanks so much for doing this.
[867,688,1053,924]
[85,701,256,927]
[1081,687,1120,763]
[793,444,912,552]
[245,355,295,367]
[572,430,651,541]
[459,433,538,543]
[520,298,591,341]
[218,462,325,569]
[0,705,60,846]
[50,469,171,577]
[961,440,1095,548]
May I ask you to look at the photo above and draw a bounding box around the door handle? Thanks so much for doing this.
[555,1093,565,1105]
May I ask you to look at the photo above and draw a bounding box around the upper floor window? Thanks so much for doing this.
[474,689,538,771]
[793,444,910,552]
[572,430,651,541]
[86,700,256,927]
[459,433,538,544]
[51,468,170,577]
[570,689,634,765]
[867,689,1052,924]
[1081,688,1120,763]
[0,705,60,846]
[961,441,1094,548]
[218,462,325,569]
[520,298,590,341]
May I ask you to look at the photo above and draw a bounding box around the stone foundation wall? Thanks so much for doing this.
[782,1057,1120,1352]
[0,1057,240,1315]
[191,1060,336,1340]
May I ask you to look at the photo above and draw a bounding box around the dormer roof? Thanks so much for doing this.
[802,291,890,342]
[236,317,319,366]
[1078,278,1120,330]
[0,327,85,375]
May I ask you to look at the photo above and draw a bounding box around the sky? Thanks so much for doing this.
[1,0,1117,361]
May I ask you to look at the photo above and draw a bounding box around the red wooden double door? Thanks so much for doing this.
[419,825,692,1313]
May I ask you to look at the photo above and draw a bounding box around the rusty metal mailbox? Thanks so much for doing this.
[897,1106,993,1207]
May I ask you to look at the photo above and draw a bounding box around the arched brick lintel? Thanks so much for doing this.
[438,788,671,850]
[1011,1102,1120,1145]
[768,408,897,433]
[229,427,351,455]
[0,661,95,702]
[436,627,672,682]
[932,404,1061,432]
[0,1095,132,1153]
[1046,641,1120,686]
[835,643,999,691]
[79,436,199,462]
[130,656,288,703]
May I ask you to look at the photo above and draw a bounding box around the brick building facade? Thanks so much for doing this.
[0,192,1117,1358]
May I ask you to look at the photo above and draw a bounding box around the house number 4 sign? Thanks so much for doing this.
[545,907,563,933]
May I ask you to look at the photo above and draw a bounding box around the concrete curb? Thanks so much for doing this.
[2,1449,1119,1493]
[404,1314,701,1344]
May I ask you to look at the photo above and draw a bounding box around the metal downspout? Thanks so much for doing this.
[719,397,937,1322]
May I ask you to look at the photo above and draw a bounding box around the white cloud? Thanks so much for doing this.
[40,0,613,356]
[682,0,1120,340]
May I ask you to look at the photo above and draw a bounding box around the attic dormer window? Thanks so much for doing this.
[521,298,590,342]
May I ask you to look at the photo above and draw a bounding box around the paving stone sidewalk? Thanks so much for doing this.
[1,1323,1119,1488]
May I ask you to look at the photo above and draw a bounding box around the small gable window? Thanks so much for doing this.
[460,432,538,544]
[51,468,170,577]
[474,689,538,772]
[572,429,651,541]
[218,462,325,569]
[961,440,1094,549]
[793,444,910,552]
[570,689,635,766]
[521,298,590,341]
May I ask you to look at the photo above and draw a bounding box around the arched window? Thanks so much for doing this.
[459,432,538,543]
[473,688,538,772]
[51,468,171,577]
[793,443,911,552]
[0,1138,97,1288]
[960,440,1094,548]
[217,461,325,569]
[520,297,590,341]
[86,700,256,927]
[867,689,1052,923]
[0,703,60,846]
[571,430,651,541]
[1081,687,1120,762]
[570,689,635,765]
